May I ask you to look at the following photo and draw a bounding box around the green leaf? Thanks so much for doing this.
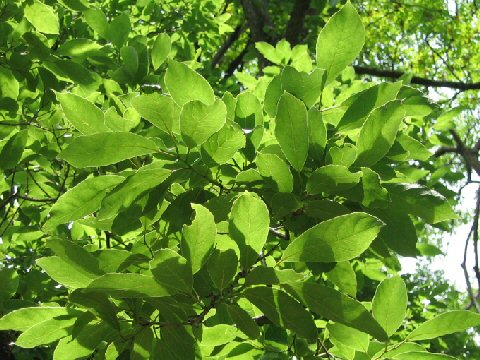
[131,93,180,134]
[275,93,309,171]
[86,273,171,298]
[316,1,365,83]
[370,207,418,256]
[180,98,226,147]
[387,184,458,224]
[152,33,171,69]
[327,322,369,352]
[69,290,120,330]
[150,249,193,294]
[208,249,238,289]
[56,39,102,58]
[0,307,71,331]
[256,153,293,192]
[226,304,260,339]
[35,239,104,288]
[154,326,196,359]
[97,162,171,221]
[326,261,357,297]
[407,310,480,341]
[181,204,216,274]
[282,212,384,263]
[328,144,357,167]
[57,93,108,134]
[44,175,124,229]
[255,42,282,64]
[53,322,116,360]
[24,0,59,34]
[308,107,327,157]
[306,165,362,195]
[36,256,99,288]
[107,13,131,48]
[120,46,138,76]
[337,82,403,132]
[397,134,432,161]
[0,68,19,99]
[131,328,154,360]
[355,100,406,167]
[243,286,317,341]
[287,282,388,341]
[372,276,407,337]
[202,123,246,164]
[59,132,159,167]
[392,352,456,360]
[361,167,390,208]
[201,324,238,346]
[304,199,350,220]
[104,107,137,132]
[0,130,28,170]
[0,268,18,301]
[165,60,214,106]
[84,9,108,38]
[245,267,306,286]
[281,66,326,108]
[229,193,270,269]
[264,75,283,117]
[16,318,75,348]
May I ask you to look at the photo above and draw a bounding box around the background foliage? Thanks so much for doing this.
[0,0,479,359]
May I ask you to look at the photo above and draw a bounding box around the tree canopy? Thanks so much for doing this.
[0,0,479,359]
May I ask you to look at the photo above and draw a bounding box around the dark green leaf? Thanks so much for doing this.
[243,286,317,341]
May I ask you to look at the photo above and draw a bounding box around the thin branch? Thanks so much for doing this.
[473,186,480,297]
[211,24,246,68]
[463,221,480,312]
[354,66,480,91]
[223,40,251,79]
[16,194,56,203]
[269,227,290,240]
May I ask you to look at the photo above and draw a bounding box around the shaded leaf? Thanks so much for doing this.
[282,212,383,263]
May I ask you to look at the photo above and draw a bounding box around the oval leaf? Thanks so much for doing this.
[57,93,109,134]
[407,310,480,341]
[282,212,384,263]
[59,132,159,168]
[181,204,216,274]
[372,276,408,337]
[316,1,365,83]
[165,60,214,106]
[229,193,270,269]
[275,93,309,171]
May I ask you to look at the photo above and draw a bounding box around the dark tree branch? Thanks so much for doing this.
[285,0,312,45]
[211,24,246,68]
[240,0,271,43]
[473,187,480,296]
[354,66,480,91]
[465,187,480,312]
[435,130,480,181]
[223,40,251,79]
[240,0,273,71]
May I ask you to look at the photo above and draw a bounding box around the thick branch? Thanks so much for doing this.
[240,0,271,43]
[285,0,311,45]
[354,66,480,91]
